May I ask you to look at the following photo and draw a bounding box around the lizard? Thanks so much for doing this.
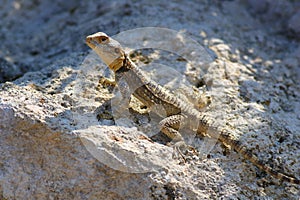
[85,32,300,184]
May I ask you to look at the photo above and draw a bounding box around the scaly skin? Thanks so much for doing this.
[86,32,299,184]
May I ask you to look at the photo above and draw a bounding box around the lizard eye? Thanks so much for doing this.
[101,37,107,42]
[98,36,108,43]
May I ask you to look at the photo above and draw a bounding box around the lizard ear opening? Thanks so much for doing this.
[114,48,121,53]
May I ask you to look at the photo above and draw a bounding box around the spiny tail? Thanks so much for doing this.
[219,131,300,184]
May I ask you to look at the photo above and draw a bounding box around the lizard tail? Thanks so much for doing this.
[218,131,300,184]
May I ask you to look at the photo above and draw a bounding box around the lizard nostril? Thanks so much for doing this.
[86,37,91,43]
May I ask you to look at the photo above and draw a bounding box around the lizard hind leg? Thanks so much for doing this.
[159,114,185,144]
[159,115,196,160]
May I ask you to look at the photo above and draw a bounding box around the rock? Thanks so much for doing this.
[246,0,268,14]
[288,10,300,38]
[0,58,25,82]
[0,1,299,199]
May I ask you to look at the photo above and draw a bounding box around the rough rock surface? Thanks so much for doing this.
[0,0,299,199]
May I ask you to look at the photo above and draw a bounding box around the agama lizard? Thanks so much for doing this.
[86,32,299,184]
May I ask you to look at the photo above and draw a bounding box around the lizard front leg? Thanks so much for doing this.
[98,77,116,88]
[96,74,134,125]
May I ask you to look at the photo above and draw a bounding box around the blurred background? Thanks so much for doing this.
[0,0,299,82]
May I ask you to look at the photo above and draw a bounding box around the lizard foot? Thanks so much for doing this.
[98,76,116,88]
[167,141,197,163]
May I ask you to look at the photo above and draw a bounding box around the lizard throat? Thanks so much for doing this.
[108,56,125,72]
[114,54,131,73]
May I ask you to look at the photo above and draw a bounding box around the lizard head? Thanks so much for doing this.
[86,32,125,72]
